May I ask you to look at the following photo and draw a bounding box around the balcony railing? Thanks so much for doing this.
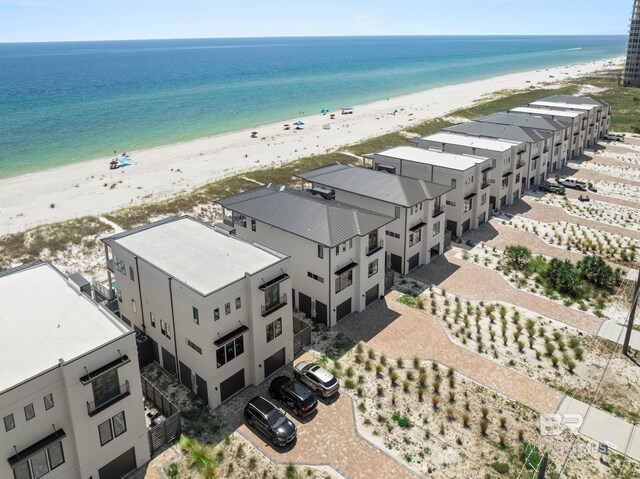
[87,380,130,417]
[515,161,526,169]
[366,240,384,257]
[261,293,288,317]
[432,206,445,218]
[480,181,490,189]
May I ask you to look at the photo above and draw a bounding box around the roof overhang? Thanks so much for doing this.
[335,261,358,276]
[214,325,249,347]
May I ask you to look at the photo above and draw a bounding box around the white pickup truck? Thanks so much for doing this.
[604,133,624,142]
[558,177,588,191]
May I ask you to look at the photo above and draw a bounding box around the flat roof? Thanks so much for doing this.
[420,132,521,152]
[510,107,583,119]
[375,146,489,171]
[0,262,129,393]
[530,100,597,112]
[107,217,285,295]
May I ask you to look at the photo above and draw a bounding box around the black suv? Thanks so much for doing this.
[268,376,318,417]
[244,396,296,447]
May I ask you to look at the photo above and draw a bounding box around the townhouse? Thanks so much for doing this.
[475,112,571,171]
[531,94,612,143]
[217,184,394,327]
[412,132,526,212]
[101,216,293,408]
[296,163,452,275]
[443,121,553,188]
[0,261,150,479]
[366,146,492,238]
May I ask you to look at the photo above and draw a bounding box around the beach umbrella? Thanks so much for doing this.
[320,108,330,114]
[293,120,305,126]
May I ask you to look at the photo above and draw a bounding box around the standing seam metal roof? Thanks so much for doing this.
[443,121,552,143]
[297,163,452,207]
[217,185,394,247]
[540,94,611,107]
[476,112,567,132]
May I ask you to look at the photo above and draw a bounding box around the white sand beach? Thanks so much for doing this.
[0,57,623,236]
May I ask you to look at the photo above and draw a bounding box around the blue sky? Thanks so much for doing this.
[0,0,632,43]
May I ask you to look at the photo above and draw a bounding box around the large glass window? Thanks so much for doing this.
[30,451,48,479]
[47,442,64,470]
[98,419,113,446]
[368,259,378,278]
[433,222,441,237]
[113,411,127,437]
[216,335,244,368]
[335,269,353,293]
[13,462,30,479]
[92,369,119,408]
[264,284,280,311]
[266,318,283,342]
[4,413,15,431]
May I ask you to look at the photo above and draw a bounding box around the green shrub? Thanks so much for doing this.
[504,245,532,270]
[545,258,584,299]
[163,462,179,479]
[491,462,510,474]
[391,412,413,428]
[578,255,613,288]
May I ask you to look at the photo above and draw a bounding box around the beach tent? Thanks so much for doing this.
[341,107,354,114]
[293,120,305,129]
[321,108,330,114]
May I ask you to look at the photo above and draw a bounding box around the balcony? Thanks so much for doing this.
[366,240,384,257]
[432,206,445,218]
[515,161,526,169]
[480,181,490,189]
[261,293,288,317]
[87,380,130,417]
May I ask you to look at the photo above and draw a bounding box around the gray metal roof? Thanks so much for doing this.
[217,184,394,247]
[540,94,611,107]
[443,121,552,143]
[297,163,452,207]
[476,112,567,132]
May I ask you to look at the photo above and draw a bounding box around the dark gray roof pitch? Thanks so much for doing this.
[443,121,552,143]
[476,112,567,132]
[297,163,452,207]
[540,94,610,107]
[217,184,394,247]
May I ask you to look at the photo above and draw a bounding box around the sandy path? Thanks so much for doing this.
[0,57,622,236]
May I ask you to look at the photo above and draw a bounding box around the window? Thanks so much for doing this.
[115,288,122,303]
[409,229,421,247]
[307,272,324,283]
[214,308,220,321]
[113,411,127,437]
[394,206,401,218]
[335,246,339,256]
[450,179,457,188]
[464,175,474,186]
[13,462,30,479]
[385,230,400,239]
[463,199,472,213]
[317,244,323,259]
[446,200,456,207]
[264,284,281,310]
[349,239,353,249]
[131,299,137,314]
[216,335,244,367]
[160,320,171,339]
[515,173,521,184]
[98,419,113,446]
[233,212,247,227]
[129,266,135,281]
[43,393,54,410]
[235,297,241,310]
[342,242,346,252]
[433,222,441,237]
[47,442,64,470]
[31,450,48,479]
[335,269,353,293]
[251,219,256,232]
[114,258,126,275]
[266,318,282,342]
[92,369,119,408]
[149,312,156,328]
[193,307,199,324]
[368,259,378,278]
[24,403,35,421]
[186,338,203,354]
[4,413,15,431]
[481,193,487,206]
[501,177,509,189]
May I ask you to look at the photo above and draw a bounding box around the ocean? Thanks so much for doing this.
[0,35,627,179]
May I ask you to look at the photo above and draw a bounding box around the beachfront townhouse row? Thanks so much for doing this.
[412,132,526,212]
[0,261,150,479]
[474,112,572,171]
[217,184,394,327]
[442,121,553,189]
[102,216,294,408]
[297,163,453,275]
[365,146,493,238]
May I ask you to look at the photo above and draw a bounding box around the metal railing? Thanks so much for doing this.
[516,161,526,169]
[87,381,130,416]
[366,240,384,256]
[432,206,445,218]
[261,293,288,316]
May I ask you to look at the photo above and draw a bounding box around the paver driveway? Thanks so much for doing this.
[335,293,562,414]
[216,358,418,479]
[409,250,602,334]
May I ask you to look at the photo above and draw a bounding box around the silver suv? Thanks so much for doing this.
[293,361,339,398]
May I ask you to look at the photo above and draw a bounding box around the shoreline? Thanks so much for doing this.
[0,56,623,236]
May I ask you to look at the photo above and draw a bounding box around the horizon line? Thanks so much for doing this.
[0,33,628,45]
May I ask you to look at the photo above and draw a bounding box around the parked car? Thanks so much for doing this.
[269,376,317,417]
[604,133,624,142]
[539,181,566,195]
[558,177,587,191]
[293,361,340,398]
[244,396,296,447]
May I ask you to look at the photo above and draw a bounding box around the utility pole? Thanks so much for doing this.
[623,275,640,355]
[537,452,549,479]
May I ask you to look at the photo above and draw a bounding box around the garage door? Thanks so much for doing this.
[365,284,379,306]
[315,301,328,325]
[408,253,420,272]
[461,219,471,234]
[179,361,192,390]
[390,254,402,274]
[299,293,312,319]
[98,447,136,479]
[336,298,352,322]
[161,347,177,375]
[220,369,245,403]
[195,374,208,405]
[264,348,286,378]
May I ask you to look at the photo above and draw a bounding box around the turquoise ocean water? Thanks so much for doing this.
[0,36,627,179]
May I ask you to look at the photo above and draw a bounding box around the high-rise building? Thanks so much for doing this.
[623,0,640,86]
